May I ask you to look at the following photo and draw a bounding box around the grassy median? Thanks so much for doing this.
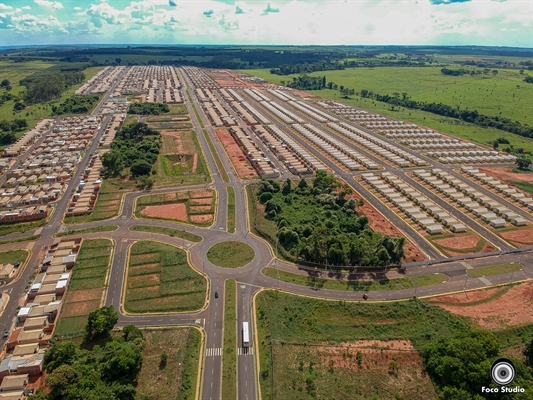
[130,225,202,242]
[202,129,230,182]
[227,187,236,233]
[222,279,237,399]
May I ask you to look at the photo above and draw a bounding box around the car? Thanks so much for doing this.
[214,291,219,299]
[3,330,9,339]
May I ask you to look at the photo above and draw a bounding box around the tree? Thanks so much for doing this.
[45,364,79,400]
[102,341,143,384]
[525,338,533,367]
[85,306,119,340]
[130,160,153,177]
[0,79,9,87]
[360,89,369,97]
[516,156,531,170]
[102,151,124,176]
[44,341,79,372]
[492,69,499,75]
[298,178,308,189]
[282,178,292,195]
[492,141,499,150]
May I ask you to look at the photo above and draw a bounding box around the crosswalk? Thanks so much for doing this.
[205,348,222,357]
[238,347,253,356]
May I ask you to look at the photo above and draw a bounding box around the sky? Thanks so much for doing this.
[0,0,531,48]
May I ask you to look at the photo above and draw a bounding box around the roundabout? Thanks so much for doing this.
[206,240,256,268]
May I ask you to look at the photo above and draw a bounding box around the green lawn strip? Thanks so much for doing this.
[54,225,118,238]
[222,279,237,400]
[255,291,472,400]
[241,68,533,154]
[187,93,205,128]
[54,315,88,338]
[177,328,202,400]
[467,263,523,278]
[66,239,112,291]
[0,235,40,246]
[0,249,29,265]
[202,129,230,182]
[428,285,513,307]
[227,187,236,233]
[0,218,47,236]
[511,181,533,194]
[129,225,202,242]
[263,267,447,292]
[136,329,190,400]
[207,241,255,268]
[124,241,206,313]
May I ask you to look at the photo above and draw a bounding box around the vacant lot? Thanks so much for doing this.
[54,239,113,337]
[129,225,202,242]
[136,189,216,227]
[207,241,255,268]
[242,68,533,154]
[255,291,471,399]
[0,249,29,266]
[135,328,201,400]
[66,180,123,225]
[124,241,206,313]
[0,217,48,236]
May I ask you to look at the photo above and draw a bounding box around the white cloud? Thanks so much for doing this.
[0,3,12,10]
[74,7,82,11]
[21,6,31,10]
[34,0,63,10]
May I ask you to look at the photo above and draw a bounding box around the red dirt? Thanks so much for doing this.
[190,214,213,224]
[501,227,533,244]
[434,281,533,329]
[189,189,213,199]
[429,287,502,304]
[189,205,212,212]
[165,193,177,201]
[342,184,427,262]
[480,167,533,185]
[190,197,212,205]
[444,241,498,257]
[141,203,187,221]
[192,153,198,174]
[214,128,259,179]
[433,235,479,249]
[177,191,189,200]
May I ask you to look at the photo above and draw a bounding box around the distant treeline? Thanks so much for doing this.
[20,67,85,103]
[0,118,28,145]
[270,61,345,75]
[128,102,169,115]
[52,95,100,115]
[286,75,327,90]
[360,91,533,139]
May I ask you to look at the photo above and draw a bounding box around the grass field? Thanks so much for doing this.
[0,234,40,246]
[0,217,47,236]
[227,187,236,233]
[255,291,471,399]
[262,268,448,292]
[206,241,255,268]
[242,68,533,154]
[129,225,203,242]
[511,181,533,194]
[65,180,123,225]
[54,225,118,238]
[222,279,237,400]
[0,249,28,266]
[136,189,216,227]
[153,129,210,188]
[136,328,200,400]
[54,239,113,337]
[466,263,523,278]
[177,328,202,400]
[124,241,206,313]
[202,129,230,182]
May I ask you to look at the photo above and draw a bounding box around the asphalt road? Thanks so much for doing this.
[1,66,532,400]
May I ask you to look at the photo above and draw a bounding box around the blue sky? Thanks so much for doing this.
[0,0,531,47]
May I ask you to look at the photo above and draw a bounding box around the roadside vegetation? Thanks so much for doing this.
[128,102,169,115]
[250,173,404,266]
[206,241,255,268]
[54,225,118,238]
[0,234,40,246]
[227,187,236,233]
[55,239,113,337]
[51,94,100,115]
[124,241,206,313]
[202,129,230,182]
[0,217,48,236]
[222,279,237,399]
[255,290,533,400]
[129,225,203,242]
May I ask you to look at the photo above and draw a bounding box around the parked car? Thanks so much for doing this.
[3,330,9,339]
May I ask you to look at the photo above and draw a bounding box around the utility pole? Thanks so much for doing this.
[463,272,468,294]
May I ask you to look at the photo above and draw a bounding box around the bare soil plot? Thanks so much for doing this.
[129,263,160,275]
[61,299,102,318]
[189,197,212,205]
[500,227,533,245]
[433,234,479,249]
[270,341,437,400]
[429,287,502,304]
[189,189,214,198]
[189,205,212,213]
[480,167,533,185]
[214,128,259,179]
[128,273,160,289]
[63,288,102,303]
[190,214,213,224]
[141,203,188,221]
[431,281,533,329]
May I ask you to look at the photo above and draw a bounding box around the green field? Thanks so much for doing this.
[124,241,206,313]
[222,279,237,400]
[466,263,523,278]
[227,187,236,233]
[263,268,448,292]
[0,249,28,266]
[242,68,533,154]
[206,241,255,268]
[54,239,113,337]
[0,217,47,236]
[0,234,40,246]
[136,328,200,400]
[129,225,203,242]
[54,225,118,238]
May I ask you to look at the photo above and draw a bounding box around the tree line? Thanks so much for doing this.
[257,172,405,266]
[0,118,27,145]
[21,70,85,103]
[269,60,345,75]
[128,102,169,115]
[102,122,161,187]
[52,95,100,115]
[360,90,533,140]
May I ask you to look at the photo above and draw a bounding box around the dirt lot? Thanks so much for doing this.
[190,214,213,224]
[429,287,502,304]
[189,189,214,199]
[189,197,212,205]
[431,282,533,329]
[501,227,533,245]
[64,288,103,303]
[345,184,427,262]
[214,128,258,179]
[480,167,533,185]
[190,205,211,213]
[443,241,498,257]
[433,235,479,249]
[141,203,188,221]
[61,299,102,318]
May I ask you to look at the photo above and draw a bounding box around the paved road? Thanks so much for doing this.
[1,66,532,400]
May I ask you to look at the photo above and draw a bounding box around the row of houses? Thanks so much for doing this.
[182,66,216,88]
[229,127,278,178]
[65,154,104,217]
[117,66,183,104]
[75,66,126,95]
[0,238,84,398]
[2,120,53,158]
